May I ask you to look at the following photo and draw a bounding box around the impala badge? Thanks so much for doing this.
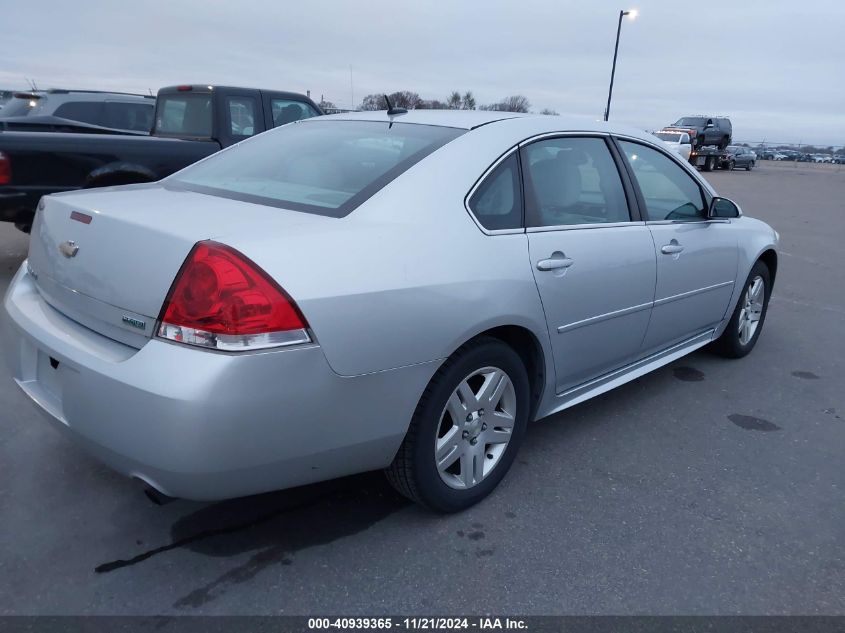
[59,240,79,258]
[122,316,146,330]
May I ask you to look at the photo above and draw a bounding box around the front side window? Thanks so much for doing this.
[155,93,212,137]
[227,96,257,137]
[168,120,464,217]
[521,137,630,227]
[467,153,522,231]
[618,140,706,221]
[271,99,319,126]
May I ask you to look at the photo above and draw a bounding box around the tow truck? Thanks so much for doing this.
[688,145,728,172]
[656,127,727,172]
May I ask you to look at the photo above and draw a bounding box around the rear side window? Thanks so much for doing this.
[271,99,319,126]
[521,137,630,227]
[227,96,257,137]
[168,120,464,217]
[103,102,153,132]
[468,153,522,231]
[155,93,212,137]
[54,101,104,126]
[618,140,706,221]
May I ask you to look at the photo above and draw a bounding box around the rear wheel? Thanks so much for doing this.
[746,161,754,171]
[719,136,730,149]
[385,337,529,512]
[711,261,771,358]
[702,156,716,172]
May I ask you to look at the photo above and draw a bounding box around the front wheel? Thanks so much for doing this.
[746,161,754,171]
[711,261,771,358]
[728,160,736,170]
[385,337,530,512]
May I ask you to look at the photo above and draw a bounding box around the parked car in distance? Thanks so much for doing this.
[0,89,155,134]
[0,85,322,231]
[721,145,756,171]
[654,130,692,161]
[663,116,732,149]
[2,110,779,511]
[833,154,845,164]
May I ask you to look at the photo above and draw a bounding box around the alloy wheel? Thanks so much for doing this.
[434,366,516,490]
[738,275,765,345]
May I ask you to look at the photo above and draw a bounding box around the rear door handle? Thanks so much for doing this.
[661,240,684,255]
[537,255,574,271]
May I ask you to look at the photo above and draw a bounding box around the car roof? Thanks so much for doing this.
[315,109,657,141]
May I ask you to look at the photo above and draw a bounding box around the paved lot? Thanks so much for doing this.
[0,161,843,615]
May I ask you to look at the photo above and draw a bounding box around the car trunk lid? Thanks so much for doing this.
[26,183,333,348]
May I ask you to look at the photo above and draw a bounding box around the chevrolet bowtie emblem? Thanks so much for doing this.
[59,240,79,258]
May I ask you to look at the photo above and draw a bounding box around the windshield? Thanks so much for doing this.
[167,120,465,217]
[155,93,212,137]
[0,95,44,118]
[673,117,706,127]
[655,132,682,142]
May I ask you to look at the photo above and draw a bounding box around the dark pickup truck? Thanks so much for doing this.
[0,85,322,231]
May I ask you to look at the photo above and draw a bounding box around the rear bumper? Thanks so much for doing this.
[2,263,434,500]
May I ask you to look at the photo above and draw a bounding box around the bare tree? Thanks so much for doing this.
[499,95,531,113]
[539,108,559,115]
[461,91,476,110]
[417,99,448,109]
[388,91,422,110]
[359,94,384,111]
[446,91,462,109]
[480,95,531,113]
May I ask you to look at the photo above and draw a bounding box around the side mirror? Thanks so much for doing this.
[709,196,740,219]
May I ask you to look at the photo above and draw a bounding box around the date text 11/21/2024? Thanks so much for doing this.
[307,618,528,630]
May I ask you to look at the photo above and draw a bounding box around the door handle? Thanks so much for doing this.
[660,240,684,255]
[537,255,574,271]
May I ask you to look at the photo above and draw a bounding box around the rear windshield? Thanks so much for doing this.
[674,117,706,126]
[155,93,212,137]
[0,95,44,117]
[655,132,682,142]
[166,120,465,217]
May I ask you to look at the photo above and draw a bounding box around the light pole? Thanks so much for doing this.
[604,9,638,122]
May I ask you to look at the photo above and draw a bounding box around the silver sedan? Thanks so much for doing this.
[2,111,778,511]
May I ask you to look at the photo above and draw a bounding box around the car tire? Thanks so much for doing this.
[728,160,736,171]
[385,336,530,512]
[711,261,771,359]
[719,136,730,149]
[703,156,716,171]
[746,161,754,171]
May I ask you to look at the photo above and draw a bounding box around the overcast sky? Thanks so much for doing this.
[1,0,842,145]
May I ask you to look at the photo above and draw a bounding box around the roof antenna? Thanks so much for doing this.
[384,94,407,116]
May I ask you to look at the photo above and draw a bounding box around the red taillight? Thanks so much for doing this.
[157,241,310,351]
[176,85,193,91]
[0,151,11,185]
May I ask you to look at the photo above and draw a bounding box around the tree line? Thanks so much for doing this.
[322,91,557,115]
